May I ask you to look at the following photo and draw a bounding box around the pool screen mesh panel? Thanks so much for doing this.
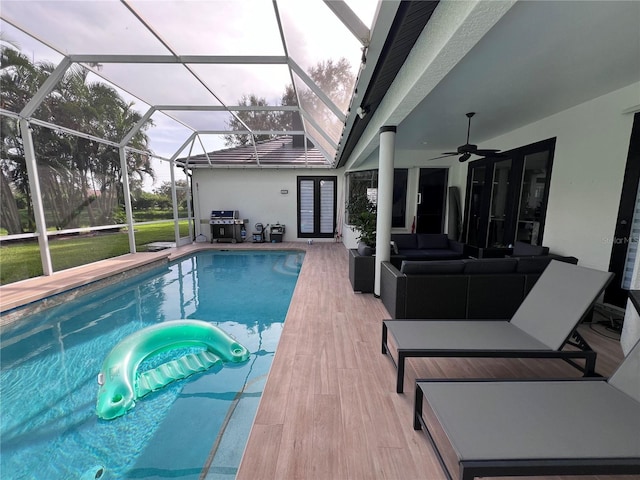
[0,0,377,166]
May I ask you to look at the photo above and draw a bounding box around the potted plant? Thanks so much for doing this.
[347,194,377,256]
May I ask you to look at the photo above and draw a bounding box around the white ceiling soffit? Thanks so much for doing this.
[347,0,640,169]
[0,0,379,166]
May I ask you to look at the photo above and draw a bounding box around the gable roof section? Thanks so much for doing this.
[178,136,327,168]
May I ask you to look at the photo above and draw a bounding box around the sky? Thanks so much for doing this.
[1,0,378,191]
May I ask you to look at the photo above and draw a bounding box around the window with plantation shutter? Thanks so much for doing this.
[297,176,336,238]
[320,180,334,234]
[299,180,315,234]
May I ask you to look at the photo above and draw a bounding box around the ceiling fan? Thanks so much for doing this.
[429,112,503,162]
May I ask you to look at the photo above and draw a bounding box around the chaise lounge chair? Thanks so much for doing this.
[413,339,640,480]
[382,260,613,393]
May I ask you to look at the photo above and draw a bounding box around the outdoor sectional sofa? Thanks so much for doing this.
[349,233,466,293]
[390,233,465,267]
[380,255,578,320]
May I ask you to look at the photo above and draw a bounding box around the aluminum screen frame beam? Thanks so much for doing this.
[323,0,371,46]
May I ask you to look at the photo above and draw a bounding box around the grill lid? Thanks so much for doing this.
[210,210,239,219]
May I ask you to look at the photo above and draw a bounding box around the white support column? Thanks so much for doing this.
[185,171,194,241]
[191,170,203,238]
[375,126,396,296]
[170,159,180,244]
[20,119,52,275]
[119,147,136,253]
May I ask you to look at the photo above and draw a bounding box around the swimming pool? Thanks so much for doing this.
[0,250,304,479]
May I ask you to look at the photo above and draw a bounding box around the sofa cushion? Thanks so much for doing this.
[391,234,418,250]
[512,241,549,256]
[416,233,449,250]
[401,259,466,275]
[464,258,518,274]
[420,249,464,260]
[401,249,430,259]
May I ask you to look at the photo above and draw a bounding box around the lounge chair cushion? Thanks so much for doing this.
[609,339,640,402]
[511,261,613,350]
[419,380,640,461]
[386,320,550,351]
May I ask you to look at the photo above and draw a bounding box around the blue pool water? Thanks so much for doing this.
[0,250,304,480]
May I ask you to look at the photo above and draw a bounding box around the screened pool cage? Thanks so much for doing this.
[0,0,376,283]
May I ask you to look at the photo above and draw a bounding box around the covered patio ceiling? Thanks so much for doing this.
[341,0,640,169]
[0,0,387,167]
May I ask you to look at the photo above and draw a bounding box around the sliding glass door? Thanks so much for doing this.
[515,151,552,244]
[463,138,555,248]
[417,168,448,233]
[487,158,514,247]
[465,164,488,246]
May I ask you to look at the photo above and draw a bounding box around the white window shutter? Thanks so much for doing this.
[320,179,335,234]
[300,180,315,234]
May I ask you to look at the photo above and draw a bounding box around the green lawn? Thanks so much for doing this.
[0,221,190,285]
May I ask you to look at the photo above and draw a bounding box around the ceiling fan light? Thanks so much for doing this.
[448,113,501,163]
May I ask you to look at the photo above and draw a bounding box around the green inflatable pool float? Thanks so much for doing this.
[96,319,250,420]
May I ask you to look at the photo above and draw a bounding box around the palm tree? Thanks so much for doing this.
[223,94,282,147]
[0,45,155,232]
[0,44,44,233]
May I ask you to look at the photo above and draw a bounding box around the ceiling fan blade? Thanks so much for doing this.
[475,149,501,155]
[428,153,457,161]
[433,113,504,162]
[475,149,507,158]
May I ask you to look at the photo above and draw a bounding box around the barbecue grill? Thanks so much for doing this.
[209,210,246,243]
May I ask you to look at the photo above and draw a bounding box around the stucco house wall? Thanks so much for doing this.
[192,168,345,243]
[481,82,638,270]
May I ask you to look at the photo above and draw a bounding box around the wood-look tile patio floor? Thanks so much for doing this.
[0,242,631,480]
